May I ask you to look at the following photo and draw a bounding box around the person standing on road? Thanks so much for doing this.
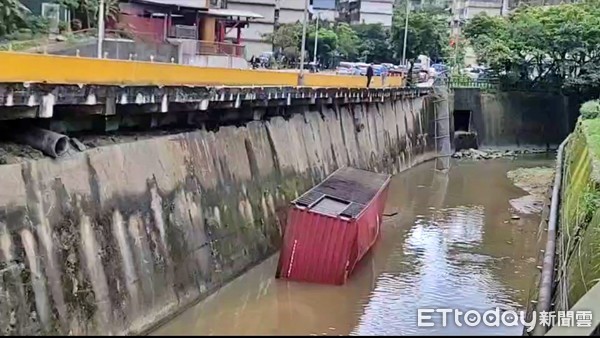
[366,64,374,88]
[381,64,389,87]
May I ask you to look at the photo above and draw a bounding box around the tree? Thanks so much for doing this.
[391,5,450,63]
[334,23,360,60]
[352,23,394,63]
[307,28,338,66]
[0,0,27,37]
[463,2,600,92]
[266,21,361,67]
[57,0,120,30]
[266,23,302,54]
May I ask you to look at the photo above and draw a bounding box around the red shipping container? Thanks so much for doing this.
[276,167,391,285]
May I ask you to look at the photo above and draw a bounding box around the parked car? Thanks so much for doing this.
[432,63,448,75]
[336,62,357,75]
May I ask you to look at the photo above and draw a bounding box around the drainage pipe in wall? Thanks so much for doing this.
[533,136,569,336]
[11,127,70,158]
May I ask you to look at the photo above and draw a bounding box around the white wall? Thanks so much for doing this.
[226,21,272,44]
[360,0,394,14]
[315,9,337,21]
[226,2,275,22]
[355,12,393,26]
[244,41,273,58]
[466,6,501,18]
[188,55,250,68]
[279,0,305,10]
[228,0,275,6]
[223,1,275,56]
[278,8,305,24]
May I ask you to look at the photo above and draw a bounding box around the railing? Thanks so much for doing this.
[169,25,198,40]
[197,41,246,58]
[449,78,499,89]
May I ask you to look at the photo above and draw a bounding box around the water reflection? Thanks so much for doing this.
[353,206,522,336]
[151,156,553,336]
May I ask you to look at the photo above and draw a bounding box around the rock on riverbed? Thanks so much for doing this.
[451,148,548,160]
[507,166,555,214]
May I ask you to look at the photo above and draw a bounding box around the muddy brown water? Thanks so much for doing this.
[151,155,555,336]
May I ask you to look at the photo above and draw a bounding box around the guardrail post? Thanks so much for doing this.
[297,72,305,87]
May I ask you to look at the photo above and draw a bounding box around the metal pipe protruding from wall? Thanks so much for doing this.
[533,136,570,336]
[12,127,70,158]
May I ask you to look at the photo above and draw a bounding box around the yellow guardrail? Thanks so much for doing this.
[303,72,404,88]
[0,52,404,89]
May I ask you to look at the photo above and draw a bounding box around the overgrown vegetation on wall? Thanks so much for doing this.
[556,108,600,310]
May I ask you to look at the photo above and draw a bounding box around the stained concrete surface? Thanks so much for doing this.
[452,89,576,148]
[0,96,436,335]
[151,156,553,336]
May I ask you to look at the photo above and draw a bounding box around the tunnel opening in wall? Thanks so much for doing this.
[453,110,478,151]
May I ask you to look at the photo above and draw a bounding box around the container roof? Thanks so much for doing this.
[293,167,391,219]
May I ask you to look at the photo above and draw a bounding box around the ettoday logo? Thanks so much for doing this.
[417,308,593,332]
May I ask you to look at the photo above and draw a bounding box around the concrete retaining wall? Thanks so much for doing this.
[555,118,600,310]
[452,89,576,148]
[0,96,436,335]
[186,55,249,69]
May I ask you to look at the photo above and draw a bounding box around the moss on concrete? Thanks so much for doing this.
[582,118,600,179]
[558,117,600,309]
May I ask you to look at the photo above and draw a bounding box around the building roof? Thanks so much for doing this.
[132,0,263,18]
[207,8,264,19]
[293,167,391,219]
[134,0,210,9]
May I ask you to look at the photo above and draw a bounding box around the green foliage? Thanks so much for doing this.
[307,28,338,66]
[392,5,450,62]
[267,23,302,53]
[582,190,600,219]
[584,117,600,160]
[352,23,394,63]
[463,2,600,93]
[335,23,360,60]
[265,3,451,67]
[24,15,50,35]
[580,100,600,120]
[57,0,120,30]
[0,0,27,37]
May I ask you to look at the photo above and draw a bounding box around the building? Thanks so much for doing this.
[449,0,505,65]
[278,0,307,24]
[313,0,338,21]
[20,0,70,34]
[339,0,394,27]
[115,0,262,66]
[226,0,277,57]
[225,0,326,58]
[452,0,503,22]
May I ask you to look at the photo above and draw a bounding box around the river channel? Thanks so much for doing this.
[151,155,554,336]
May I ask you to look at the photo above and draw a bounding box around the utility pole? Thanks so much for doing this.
[299,0,309,83]
[313,12,319,66]
[501,0,509,16]
[97,0,105,59]
[401,0,410,65]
